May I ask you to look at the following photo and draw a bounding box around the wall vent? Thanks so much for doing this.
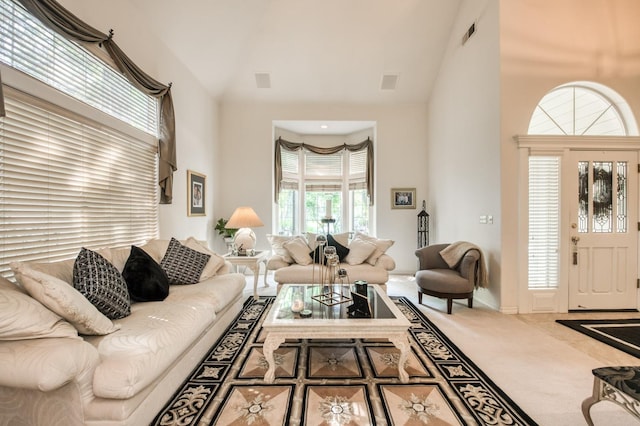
[462,22,476,45]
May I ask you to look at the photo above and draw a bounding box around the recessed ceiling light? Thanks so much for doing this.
[320,124,328,129]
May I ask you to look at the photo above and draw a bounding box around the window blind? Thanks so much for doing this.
[349,150,366,177]
[528,156,560,289]
[305,152,343,177]
[305,183,342,192]
[0,89,158,277]
[0,0,158,136]
[281,149,298,175]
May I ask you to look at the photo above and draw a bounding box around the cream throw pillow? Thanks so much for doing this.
[0,277,79,341]
[184,237,226,280]
[330,232,350,247]
[266,234,294,263]
[305,233,320,250]
[283,237,313,265]
[353,232,395,265]
[11,262,120,335]
[344,238,378,265]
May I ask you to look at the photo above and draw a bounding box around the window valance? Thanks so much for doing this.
[274,136,374,205]
[0,0,176,204]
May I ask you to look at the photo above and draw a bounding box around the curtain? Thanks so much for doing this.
[13,0,176,203]
[274,137,374,205]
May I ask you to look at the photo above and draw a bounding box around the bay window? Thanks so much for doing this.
[276,139,372,235]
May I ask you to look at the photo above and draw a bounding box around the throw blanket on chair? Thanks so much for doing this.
[439,241,488,288]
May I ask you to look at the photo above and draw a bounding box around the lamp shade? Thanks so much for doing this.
[226,207,264,229]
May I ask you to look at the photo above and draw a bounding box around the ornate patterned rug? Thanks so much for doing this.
[153,297,537,425]
[557,318,640,358]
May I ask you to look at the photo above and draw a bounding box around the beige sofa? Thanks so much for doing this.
[266,232,395,291]
[0,238,246,426]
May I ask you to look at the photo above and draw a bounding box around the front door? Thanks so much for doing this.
[568,151,639,310]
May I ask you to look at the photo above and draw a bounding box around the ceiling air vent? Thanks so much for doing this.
[255,72,271,89]
[462,22,476,45]
[380,73,399,91]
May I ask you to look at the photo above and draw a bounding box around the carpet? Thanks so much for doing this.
[154,297,536,425]
[557,318,640,358]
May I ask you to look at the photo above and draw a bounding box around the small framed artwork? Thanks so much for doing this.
[187,170,206,216]
[391,188,416,209]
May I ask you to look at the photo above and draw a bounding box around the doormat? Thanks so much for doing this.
[153,296,537,425]
[556,318,640,358]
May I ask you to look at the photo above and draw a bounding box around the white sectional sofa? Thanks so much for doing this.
[0,238,246,426]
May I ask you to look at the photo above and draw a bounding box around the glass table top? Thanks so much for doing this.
[271,284,397,321]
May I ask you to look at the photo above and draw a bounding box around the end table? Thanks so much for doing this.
[223,250,269,299]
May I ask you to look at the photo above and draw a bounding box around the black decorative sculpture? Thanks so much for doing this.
[418,200,429,248]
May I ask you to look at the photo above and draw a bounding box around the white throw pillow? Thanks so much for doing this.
[0,277,79,341]
[11,262,120,335]
[330,232,351,247]
[138,239,170,263]
[353,232,395,265]
[344,238,378,265]
[283,237,313,266]
[266,234,294,263]
[305,233,320,250]
[184,237,226,280]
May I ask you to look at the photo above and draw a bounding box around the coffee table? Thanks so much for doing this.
[262,283,412,383]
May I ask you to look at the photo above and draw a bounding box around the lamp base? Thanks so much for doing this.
[233,228,256,254]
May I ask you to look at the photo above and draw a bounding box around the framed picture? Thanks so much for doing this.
[187,170,206,216]
[391,188,416,209]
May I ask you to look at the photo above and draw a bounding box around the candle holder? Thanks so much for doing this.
[323,246,338,284]
[321,218,335,234]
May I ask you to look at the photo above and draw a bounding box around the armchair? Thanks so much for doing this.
[414,243,481,314]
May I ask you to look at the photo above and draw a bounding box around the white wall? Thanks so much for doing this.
[58,0,220,246]
[218,102,428,273]
[427,0,501,309]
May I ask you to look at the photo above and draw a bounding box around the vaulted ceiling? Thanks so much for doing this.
[128,0,462,105]
[123,0,640,110]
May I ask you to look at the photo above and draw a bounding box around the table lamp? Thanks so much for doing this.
[225,206,264,255]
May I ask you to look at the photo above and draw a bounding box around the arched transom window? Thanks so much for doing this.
[528,83,629,136]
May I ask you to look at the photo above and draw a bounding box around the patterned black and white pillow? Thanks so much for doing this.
[160,237,211,285]
[73,247,131,320]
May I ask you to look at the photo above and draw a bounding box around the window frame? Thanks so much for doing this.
[276,148,372,235]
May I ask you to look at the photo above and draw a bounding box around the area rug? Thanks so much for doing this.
[557,318,640,359]
[153,297,537,425]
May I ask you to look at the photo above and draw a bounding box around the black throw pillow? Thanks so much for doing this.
[122,245,170,302]
[309,234,350,264]
[327,234,350,262]
[309,244,327,265]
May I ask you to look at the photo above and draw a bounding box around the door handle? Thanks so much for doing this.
[571,236,580,265]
